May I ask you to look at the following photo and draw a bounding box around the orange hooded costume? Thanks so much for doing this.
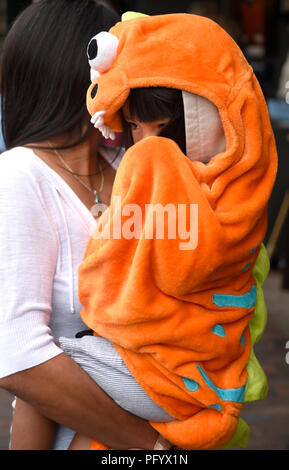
[78,13,277,449]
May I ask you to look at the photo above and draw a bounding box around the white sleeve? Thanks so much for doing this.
[0,162,63,378]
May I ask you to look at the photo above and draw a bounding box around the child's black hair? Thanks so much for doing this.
[122,87,186,154]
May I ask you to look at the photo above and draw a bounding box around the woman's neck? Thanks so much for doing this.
[28,131,116,211]
[47,131,101,175]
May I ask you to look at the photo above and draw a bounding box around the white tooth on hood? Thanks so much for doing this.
[90,110,115,139]
[90,110,105,125]
[93,116,104,127]
[108,130,116,140]
[99,125,115,140]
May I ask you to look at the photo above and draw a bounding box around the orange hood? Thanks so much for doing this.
[80,13,278,450]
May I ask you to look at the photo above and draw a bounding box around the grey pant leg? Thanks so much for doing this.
[59,335,173,422]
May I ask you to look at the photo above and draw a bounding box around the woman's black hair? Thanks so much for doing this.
[0,0,120,150]
[122,87,186,155]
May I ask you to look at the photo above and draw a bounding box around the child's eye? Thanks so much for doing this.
[158,120,169,128]
[128,122,139,130]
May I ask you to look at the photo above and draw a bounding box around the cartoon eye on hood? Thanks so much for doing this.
[87,31,119,82]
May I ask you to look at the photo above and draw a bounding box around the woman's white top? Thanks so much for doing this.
[0,144,123,449]
[0,145,112,378]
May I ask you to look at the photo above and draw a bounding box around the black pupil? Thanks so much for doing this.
[91,83,98,99]
[87,39,98,60]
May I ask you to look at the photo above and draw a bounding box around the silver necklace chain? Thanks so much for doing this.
[47,141,104,203]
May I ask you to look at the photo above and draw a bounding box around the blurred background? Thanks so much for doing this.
[0,0,289,450]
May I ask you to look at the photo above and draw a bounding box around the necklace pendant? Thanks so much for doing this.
[94,191,102,204]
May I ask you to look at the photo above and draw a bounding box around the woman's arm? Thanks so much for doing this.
[0,353,159,450]
[0,158,157,450]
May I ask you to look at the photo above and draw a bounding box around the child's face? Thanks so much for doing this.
[122,102,169,144]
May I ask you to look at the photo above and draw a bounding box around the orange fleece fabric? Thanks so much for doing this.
[79,13,277,449]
